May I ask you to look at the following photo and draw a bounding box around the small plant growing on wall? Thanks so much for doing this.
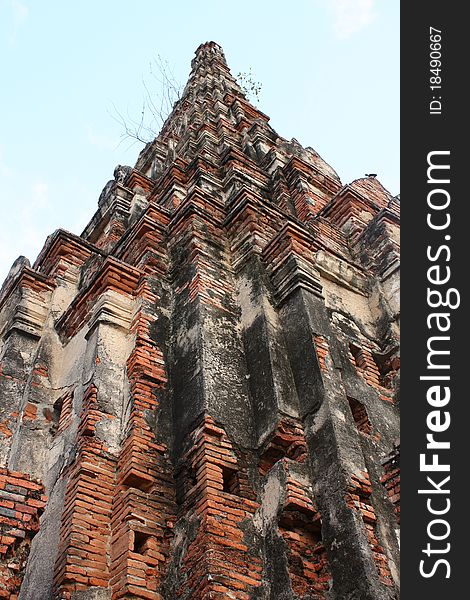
[236,68,262,102]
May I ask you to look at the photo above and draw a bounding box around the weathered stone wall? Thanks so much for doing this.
[0,42,399,599]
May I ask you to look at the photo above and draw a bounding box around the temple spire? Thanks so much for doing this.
[0,41,400,600]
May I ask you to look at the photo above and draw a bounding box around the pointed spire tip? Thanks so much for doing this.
[192,41,228,68]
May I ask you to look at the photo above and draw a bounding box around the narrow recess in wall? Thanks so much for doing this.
[279,510,321,538]
[222,465,240,495]
[372,350,399,388]
[259,445,286,476]
[133,531,152,555]
[52,396,63,423]
[348,397,372,436]
[122,471,153,492]
[175,465,197,505]
[349,343,366,370]
[51,389,74,435]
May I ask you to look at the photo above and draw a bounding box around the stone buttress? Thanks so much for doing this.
[0,42,400,599]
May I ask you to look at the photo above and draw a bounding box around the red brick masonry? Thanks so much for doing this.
[0,469,46,599]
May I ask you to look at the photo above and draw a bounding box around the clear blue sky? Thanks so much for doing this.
[0,1,399,283]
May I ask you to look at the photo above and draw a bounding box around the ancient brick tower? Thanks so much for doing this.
[0,42,400,599]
